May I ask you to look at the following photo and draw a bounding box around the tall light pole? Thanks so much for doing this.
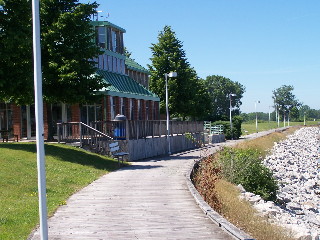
[32,0,48,239]
[165,72,177,155]
[255,101,260,133]
[304,112,306,126]
[268,106,272,129]
[229,93,236,139]
[285,105,291,127]
[277,106,280,127]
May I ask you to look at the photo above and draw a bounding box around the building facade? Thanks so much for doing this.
[0,20,159,140]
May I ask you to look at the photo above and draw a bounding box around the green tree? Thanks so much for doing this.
[124,47,132,58]
[40,0,105,104]
[0,0,106,105]
[298,105,311,122]
[272,85,301,120]
[148,25,209,120]
[203,75,245,121]
[0,0,34,104]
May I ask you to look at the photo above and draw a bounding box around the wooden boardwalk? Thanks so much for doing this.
[29,130,277,239]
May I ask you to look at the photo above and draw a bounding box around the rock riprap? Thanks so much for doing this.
[240,127,320,239]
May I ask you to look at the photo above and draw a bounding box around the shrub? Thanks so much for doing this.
[214,115,242,140]
[217,147,278,201]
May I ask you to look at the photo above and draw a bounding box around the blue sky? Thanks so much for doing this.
[87,0,320,113]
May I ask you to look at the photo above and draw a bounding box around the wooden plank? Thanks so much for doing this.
[29,145,236,240]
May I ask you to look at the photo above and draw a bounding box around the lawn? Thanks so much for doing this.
[241,120,319,135]
[0,142,120,240]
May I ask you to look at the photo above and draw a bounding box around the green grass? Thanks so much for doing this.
[0,143,120,240]
[241,120,319,135]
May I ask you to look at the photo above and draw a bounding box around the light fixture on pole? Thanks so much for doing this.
[164,72,177,155]
[255,100,260,133]
[229,93,237,139]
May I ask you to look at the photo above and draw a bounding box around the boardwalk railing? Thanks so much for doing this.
[57,120,203,143]
[57,122,112,147]
[204,121,224,135]
[91,120,204,140]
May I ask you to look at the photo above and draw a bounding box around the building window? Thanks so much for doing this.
[146,101,149,120]
[110,97,115,120]
[106,27,124,54]
[138,100,142,120]
[96,26,106,49]
[130,99,134,120]
[80,103,102,125]
[121,98,126,116]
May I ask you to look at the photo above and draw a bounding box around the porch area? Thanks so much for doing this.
[57,120,205,161]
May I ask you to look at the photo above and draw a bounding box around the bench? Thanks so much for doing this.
[109,142,129,166]
[0,130,19,142]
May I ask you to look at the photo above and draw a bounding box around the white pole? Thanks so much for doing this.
[32,0,48,239]
[255,101,260,132]
[229,94,232,137]
[255,102,258,132]
[165,73,171,155]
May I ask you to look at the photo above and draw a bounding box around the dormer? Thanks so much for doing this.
[93,21,125,54]
[92,21,126,75]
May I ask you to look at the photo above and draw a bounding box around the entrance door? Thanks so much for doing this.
[21,105,36,139]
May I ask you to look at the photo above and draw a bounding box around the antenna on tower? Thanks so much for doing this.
[92,10,110,21]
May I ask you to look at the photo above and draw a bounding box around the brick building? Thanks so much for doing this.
[0,20,159,140]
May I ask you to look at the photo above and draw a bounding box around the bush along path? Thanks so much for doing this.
[240,127,320,239]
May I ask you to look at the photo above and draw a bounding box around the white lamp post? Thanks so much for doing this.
[164,72,177,155]
[255,101,260,132]
[285,105,291,127]
[229,93,237,139]
[32,0,48,239]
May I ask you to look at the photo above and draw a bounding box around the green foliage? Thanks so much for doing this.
[218,147,278,201]
[41,0,106,104]
[213,115,242,140]
[272,85,301,121]
[203,75,245,121]
[0,142,119,239]
[148,25,210,120]
[0,0,106,105]
[0,0,34,104]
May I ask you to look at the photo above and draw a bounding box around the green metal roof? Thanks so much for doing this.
[97,69,159,101]
[125,57,150,74]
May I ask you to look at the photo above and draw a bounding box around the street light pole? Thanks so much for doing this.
[255,101,260,133]
[165,72,177,155]
[32,0,48,239]
[229,93,236,139]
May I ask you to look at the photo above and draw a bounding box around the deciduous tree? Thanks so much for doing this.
[203,75,245,121]
[0,0,106,105]
[272,85,301,120]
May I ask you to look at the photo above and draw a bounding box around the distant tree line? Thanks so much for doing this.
[241,85,320,122]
